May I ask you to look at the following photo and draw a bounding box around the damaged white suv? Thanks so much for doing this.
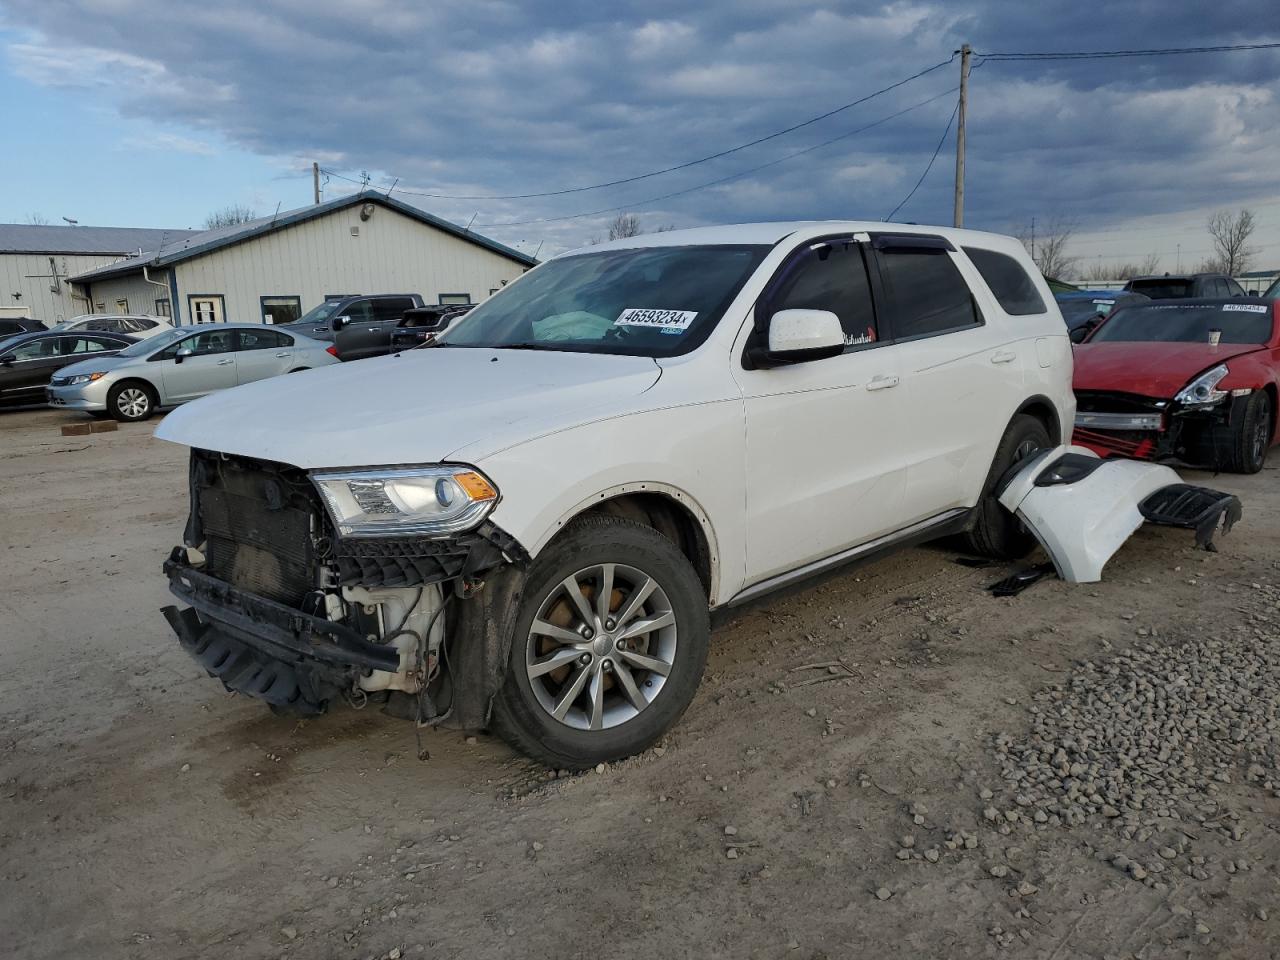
[158,222,1079,767]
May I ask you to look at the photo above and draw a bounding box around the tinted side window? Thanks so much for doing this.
[878,250,981,339]
[343,300,374,323]
[768,240,878,350]
[963,247,1045,316]
[238,328,291,351]
[372,298,414,322]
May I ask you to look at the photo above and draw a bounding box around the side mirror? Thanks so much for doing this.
[764,309,845,363]
[175,347,194,363]
[331,315,351,331]
[0,356,12,366]
[1069,326,1090,344]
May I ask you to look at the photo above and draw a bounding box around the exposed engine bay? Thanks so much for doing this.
[161,449,528,726]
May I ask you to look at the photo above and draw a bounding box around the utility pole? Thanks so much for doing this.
[1030,217,1037,265]
[953,43,971,228]
[313,161,321,205]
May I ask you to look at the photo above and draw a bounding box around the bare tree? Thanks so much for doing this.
[1079,252,1162,283]
[1016,215,1079,280]
[608,212,643,240]
[203,204,258,229]
[1206,208,1256,276]
[654,223,678,233]
[25,212,50,225]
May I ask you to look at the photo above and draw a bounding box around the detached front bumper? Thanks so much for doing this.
[163,548,400,714]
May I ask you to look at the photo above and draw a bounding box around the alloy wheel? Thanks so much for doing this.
[524,563,677,731]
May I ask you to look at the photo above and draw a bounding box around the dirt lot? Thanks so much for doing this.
[2,406,1278,960]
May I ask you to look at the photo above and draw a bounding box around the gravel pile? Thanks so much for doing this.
[992,622,1280,846]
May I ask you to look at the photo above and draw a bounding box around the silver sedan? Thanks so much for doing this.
[47,323,338,421]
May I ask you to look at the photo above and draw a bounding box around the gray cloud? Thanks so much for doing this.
[4,1,1279,255]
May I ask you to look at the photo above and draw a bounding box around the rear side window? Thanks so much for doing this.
[239,328,293,350]
[878,249,981,339]
[1129,278,1193,299]
[767,239,878,351]
[963,247,1046,316]
[372,298,416,322]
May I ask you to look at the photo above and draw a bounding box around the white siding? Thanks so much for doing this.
[83,270,173,318]
[0,252,135,323]
[171,205,527,324]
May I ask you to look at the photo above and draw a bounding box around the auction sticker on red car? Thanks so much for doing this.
[1222,303,1269,313]
[616,308,698,332]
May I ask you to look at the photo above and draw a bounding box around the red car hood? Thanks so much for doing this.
[1073,341,1262,397]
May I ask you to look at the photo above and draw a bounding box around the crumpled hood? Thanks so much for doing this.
[154,347,662,468]
[1073,341,1263,397]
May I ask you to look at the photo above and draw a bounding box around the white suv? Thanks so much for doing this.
[156,222,1074,767]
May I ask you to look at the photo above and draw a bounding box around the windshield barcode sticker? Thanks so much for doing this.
[615,308,698,331]
[1222,303,1268,313]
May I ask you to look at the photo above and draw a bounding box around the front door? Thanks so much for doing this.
[188,295,226,325]
[0,337,69,403]
[732,237,908,586]
[157,327,239,402]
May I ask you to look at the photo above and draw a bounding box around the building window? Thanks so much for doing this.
[260,295,302,325]
[115,298,129,312]
[94,302,106,312]
[154,298,171,318]
[187,294,226,324]
[439,293,471,305]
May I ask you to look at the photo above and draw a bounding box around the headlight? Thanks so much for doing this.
[1174,364,1229,406]
[68,372,106,386]
[311,465,498,537]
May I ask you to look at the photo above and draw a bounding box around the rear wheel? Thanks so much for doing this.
[963,414,1052,559]
[107,381,156,422]
[490,515,710,769]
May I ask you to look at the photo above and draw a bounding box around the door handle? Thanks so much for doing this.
[990,350,1017,364]
[866,374,900,391]
[274,352,290,358]
[216,358,234,365]
[367,327,380,332]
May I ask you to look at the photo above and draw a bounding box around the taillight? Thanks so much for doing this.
[325,345,338,357]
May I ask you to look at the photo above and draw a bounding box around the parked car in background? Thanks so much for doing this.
[0,317,48,339]
[1124,273,1246,300]
[1264,277,1279,300]
[0,330,136,407]
[1056,289,1149,340]
[327,294,433,360]
[381,304,473,354]
[49,314,173,338]
[279,294,425,345]
[154,221,1089,766]
[1072,298,1279,472]
[48,323,338,422]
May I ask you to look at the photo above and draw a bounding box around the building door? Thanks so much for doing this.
[188,295,226,324]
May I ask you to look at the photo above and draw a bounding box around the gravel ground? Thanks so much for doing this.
[2,405,1279,960]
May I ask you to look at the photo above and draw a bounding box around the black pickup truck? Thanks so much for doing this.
[278,294,424,355]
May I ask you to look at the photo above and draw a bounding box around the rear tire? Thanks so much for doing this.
[107,380,156,422]
[490,515,710,769]
[963,414,1052,559]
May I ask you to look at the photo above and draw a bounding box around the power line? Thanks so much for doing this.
[322,56,956,201]
[976,41,1280,61]
[885,98,960,222]
[473,87,958,229]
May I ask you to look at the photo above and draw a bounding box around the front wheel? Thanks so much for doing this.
[107,381,155,422]
[1224,391,1272,474]
[490,515,710,769]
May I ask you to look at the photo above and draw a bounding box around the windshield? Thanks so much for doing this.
[285,301,343,327]
[1058,297,1117,326]
[117,326,187,358]
[1128,278,1193,299]
[1265,278,1279,299]
[438,244,770,357]
[1091,303,1274,344]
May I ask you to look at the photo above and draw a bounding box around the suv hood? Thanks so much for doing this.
[154,347,663,468]
[1073,341,1262,397]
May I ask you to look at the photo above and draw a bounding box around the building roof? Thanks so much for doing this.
[70,191,537,283]
[0,223,200,256]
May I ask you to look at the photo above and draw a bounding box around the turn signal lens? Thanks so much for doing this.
[454,471,498,501]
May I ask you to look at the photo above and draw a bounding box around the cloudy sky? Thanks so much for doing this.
[1,1,1278,273]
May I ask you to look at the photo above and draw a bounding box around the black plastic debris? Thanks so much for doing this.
[987,563,1057,598]
[953,556,999,568]
[1139,484,1242,552]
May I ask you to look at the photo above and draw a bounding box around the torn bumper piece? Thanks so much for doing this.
[162,548,400,713]
[998,445,1242,583]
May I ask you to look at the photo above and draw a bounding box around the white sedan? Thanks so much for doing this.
[47,323,338,421]
[48,314,173,338]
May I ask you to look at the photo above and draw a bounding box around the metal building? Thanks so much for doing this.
[70,192,536,326]
[0,224,197,323]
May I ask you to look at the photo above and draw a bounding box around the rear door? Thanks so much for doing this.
[335,296,417,360]
[157,327,239,402]
[235,327,296,384]
[869,236,1018,524]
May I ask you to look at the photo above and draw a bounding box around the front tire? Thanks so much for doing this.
[963,414,1052,559]
[490,515,710,769]
[107,381,156,422]
[1221,391,1272,474]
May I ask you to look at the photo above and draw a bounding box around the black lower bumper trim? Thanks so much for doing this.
[1140,484,1242,551]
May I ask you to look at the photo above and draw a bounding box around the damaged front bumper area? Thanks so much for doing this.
[998,445,1241,583]
[161,450,528,722]
[1072,390,1251,466]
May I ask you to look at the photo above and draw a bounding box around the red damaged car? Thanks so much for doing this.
[1071,298,1279,473]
